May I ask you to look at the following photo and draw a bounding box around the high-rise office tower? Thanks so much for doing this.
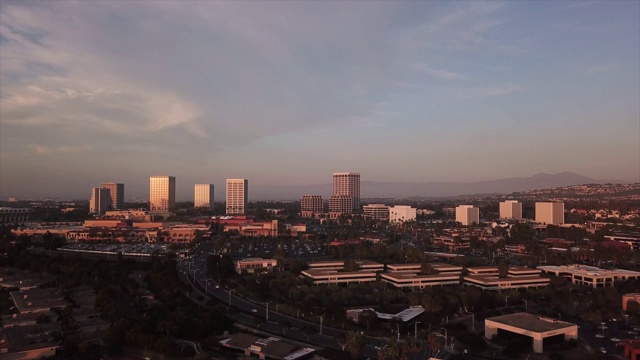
[456,205,480,226]
[329,195,353,218]
[90,187,111,215]
[499,200,522,220]
[300,195,323,217]
[332,172,360,210]
[226,179,248,215]
[194,184,214,210]
[149,176,176,212]
[100,182,124,210]
[535,202,564,225]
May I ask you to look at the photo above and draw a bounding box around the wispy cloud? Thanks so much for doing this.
[412,63,464,79]
[584,62,619,75]
[28,144,92,155]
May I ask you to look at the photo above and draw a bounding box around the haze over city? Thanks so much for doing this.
[1,1,639,200]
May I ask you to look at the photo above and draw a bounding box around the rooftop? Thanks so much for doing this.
[486,312,576,333]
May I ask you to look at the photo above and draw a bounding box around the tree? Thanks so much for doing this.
[344,259,359,272]
[281,321,291,335]
[345,332,365,359]
[498,261,509,278]
[378,339,407,360]
[358,309,378,329]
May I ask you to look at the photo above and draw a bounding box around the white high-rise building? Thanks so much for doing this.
[535,202,564,225]
[456,205,480,226]
[332,172,360,210]
[389,205,416,223]
[194,184,214,210]
[101,182,124,210]
[90,187,111,215]
[149,176,176,212]
[499,200,522,220]
[226,179,248,215]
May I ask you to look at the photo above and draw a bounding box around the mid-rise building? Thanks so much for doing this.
[100,183,124,210]
[389,205,417,223]
[333,172,360,210]
[329,195,353,218]
[90,187,111,215]
[456,205,480,226]
[194,184,214,210]
[149,176,176,212]
[535,202,564,225]
[499,200,522,220]
[300,195,323,217]
[226,179,248,215]
[363,204,389,220]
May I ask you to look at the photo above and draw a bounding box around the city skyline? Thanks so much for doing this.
[1,1,639,200]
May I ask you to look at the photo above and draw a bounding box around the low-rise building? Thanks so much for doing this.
[363,204,389,221]
[538,265,640,288]
[623,293,640,311]
[381,272,460,288]
[485,313,578,353]
[388,205,416,223]
[225,220,278,237]
[235,258,278,274]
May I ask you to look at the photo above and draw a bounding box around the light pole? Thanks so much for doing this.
[265,301,272,321]
[471,313,475,331]
[523,300,528,312]
[601,322,606,337]
[415,321,421,340]
[397,323,400,342]
[505,296,509,308]
[625,314,629,326]
[319,315,324,335]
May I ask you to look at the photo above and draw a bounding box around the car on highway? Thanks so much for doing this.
[611,338,621,342]
[595,334,605,338]
[600,347,607,354]
[252,309,257,313]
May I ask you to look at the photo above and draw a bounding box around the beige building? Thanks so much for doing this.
[499,200,522,220]
[194,184,214,210]
[535,202,564,225]
[329,195,353,218]
[389,205,417,223]
[485,313,578,353]
[538,264,640,288]
[149,176,176,212]
[456,205,479,226]
[333,172,360,210]
[300,195,323,217]
[226,179,248,215]
[100,182,124,210]
[234,258,278,274]
[89,187,111,215]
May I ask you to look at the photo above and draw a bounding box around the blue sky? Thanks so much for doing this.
[0,1,638,200]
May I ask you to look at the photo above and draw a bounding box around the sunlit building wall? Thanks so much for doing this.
[149,176,176,212]
[194,184,214,210]
[101,182,124,210]
[499,200,522,220]
[226,179,248,215]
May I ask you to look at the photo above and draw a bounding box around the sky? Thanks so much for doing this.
[1,1,639,201]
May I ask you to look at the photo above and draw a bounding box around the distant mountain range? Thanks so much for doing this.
[250,172,626,200]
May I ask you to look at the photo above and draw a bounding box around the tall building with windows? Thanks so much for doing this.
[500,200,522,220]
[194,184,214,210]
[100,182,124,210]
[300,195,323,217]
[535,202,564,225]
[226,179,248,215]
[90,187,111,215]
[149,176,176,212]
[329,195,353,218]
[456,205,480,226]
[332,172,360,210]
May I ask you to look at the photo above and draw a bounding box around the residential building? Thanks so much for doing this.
[499,200,522,220]
[485,313,578,353]
[100,182,124,210]
[389,205,417,223]
[89,187,111,215]
[149,176,176,212]
[226,179,248,215]
[300,195,323,217]
[363,204,389,220]
[194,184,214,210]
[456,205,480,226]
[332,172,360,210]
[329,195,353,218]
[535,202,565,225]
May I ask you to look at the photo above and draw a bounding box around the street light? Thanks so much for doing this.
[505,296,510,308]
[415,321,421,340]
[625,314,630,326]
[265,301,272,322]
[523,300,528,312]
[319,314,324,335]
